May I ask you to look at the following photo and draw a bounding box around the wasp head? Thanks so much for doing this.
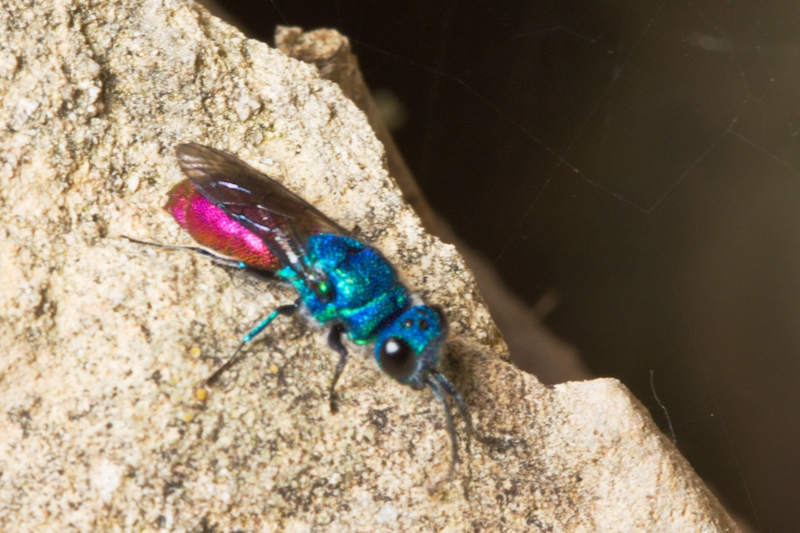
[374,305,448,389]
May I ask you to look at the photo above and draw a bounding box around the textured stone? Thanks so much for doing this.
[0,1,737,531]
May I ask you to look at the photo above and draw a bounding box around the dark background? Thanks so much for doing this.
[211,1,800,531]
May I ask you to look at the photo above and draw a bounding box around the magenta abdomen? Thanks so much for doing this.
[164,180,280,271]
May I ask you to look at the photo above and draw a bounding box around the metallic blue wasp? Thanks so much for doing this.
[137,143,479,478]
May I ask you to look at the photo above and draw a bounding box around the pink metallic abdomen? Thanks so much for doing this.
[164,180,280,271]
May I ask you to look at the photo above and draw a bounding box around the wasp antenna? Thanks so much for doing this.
[426,375,458,482]
[435,372,508,451]
[433,372,476,436]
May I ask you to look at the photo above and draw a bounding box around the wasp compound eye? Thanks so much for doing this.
[378,337,416,380]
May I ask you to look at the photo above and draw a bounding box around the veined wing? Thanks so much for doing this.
[175,143,349,278]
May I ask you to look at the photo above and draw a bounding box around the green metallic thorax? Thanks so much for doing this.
[277,234,411,343]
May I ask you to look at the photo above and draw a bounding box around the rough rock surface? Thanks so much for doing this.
[0,1,738,531]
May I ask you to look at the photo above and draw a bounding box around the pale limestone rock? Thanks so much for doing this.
[0,1,737,531]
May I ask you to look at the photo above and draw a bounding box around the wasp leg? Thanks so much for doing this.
[122,235,274,281]
[123,235,239,267]
[206,301,299,385]
[327,324,349,413]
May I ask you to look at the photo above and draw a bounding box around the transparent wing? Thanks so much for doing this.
[175,143,349,277]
